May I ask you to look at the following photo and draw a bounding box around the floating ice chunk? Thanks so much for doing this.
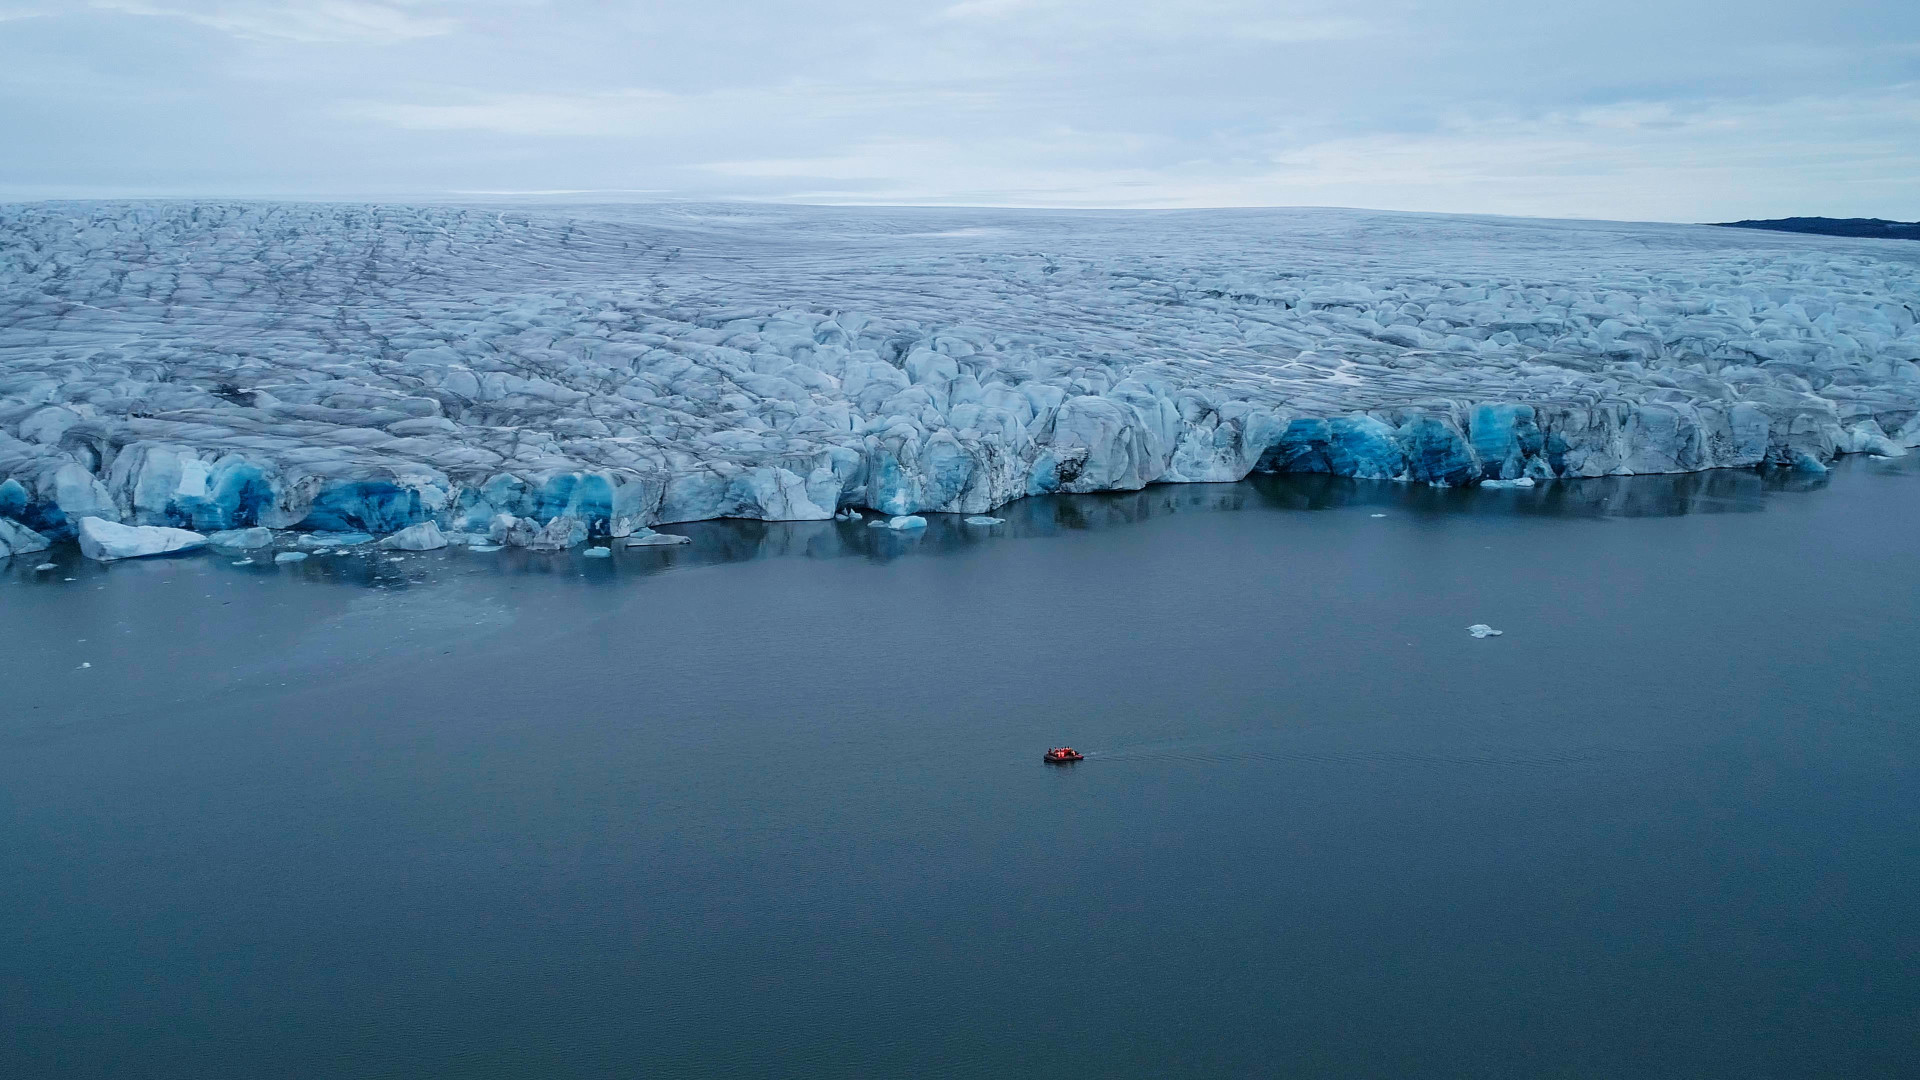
[1479,477,1536,489]
[624,531,690,546]
[35,562,57,571]
[887,515,928,530]
[1844,421,1906,457]
[232,558,254,566]
[76,517,206,562]
[1370,513,1386,518]
[867,518,889,528]
[468,543,504,552]
[1466,624,1504,638]
[377,521,448,551]
[583,546,612,558]
[491,513,586,550]
[273,551,308,564]
[963,516,1005,525]
[79,662,90,669]
[1789,449,1829,473]
[0,517,52,558]
[835,510,863,521]
[297,532,373,549]
[207,527,272,549]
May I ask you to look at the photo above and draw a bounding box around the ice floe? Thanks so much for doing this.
[376,521,447,551]
[207,526,272,549]
[624,529,690,546]
[0,516,50,558]
[75,517,205,561]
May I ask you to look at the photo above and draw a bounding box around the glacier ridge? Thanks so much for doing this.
[2,201,1917,550]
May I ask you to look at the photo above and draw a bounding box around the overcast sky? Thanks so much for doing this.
[2,0,1916,220]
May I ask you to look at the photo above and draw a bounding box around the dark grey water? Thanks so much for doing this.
[4,461,1919,1079]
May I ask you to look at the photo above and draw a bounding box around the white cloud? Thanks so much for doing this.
[938,0,1035,18]
[0,1,59,19]
[352,90,683,136]
[1234,16,1376,42]
[5,0,1917,219]
[351,82,1008,140]
[679,89,1920,221]
[89,0,457,43]
[930,0,1381,43]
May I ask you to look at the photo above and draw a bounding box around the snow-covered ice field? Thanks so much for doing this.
[2,201,1918,554]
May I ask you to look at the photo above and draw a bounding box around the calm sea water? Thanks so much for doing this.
[3,461,1918,1079]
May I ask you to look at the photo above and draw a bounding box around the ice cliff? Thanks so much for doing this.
[2,201,1917,549]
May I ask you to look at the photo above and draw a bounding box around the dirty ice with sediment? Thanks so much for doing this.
[2,201,1917,559]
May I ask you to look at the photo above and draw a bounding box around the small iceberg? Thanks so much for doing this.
[207,527,273,550]
[1479,477,1535,489]
[76,517,206,562]
[886,515,928,530]
[1466,624,1504,638]
[1790,449,1829,473]
[964,516,1005,526]
[273,551,308,564]
[1,517,53,558]
[376,521,448,551]
[296,531,373,549]
[583,546,612,558]
[489,513,587,551]
[468,543,504,553]
[624,530,690,546]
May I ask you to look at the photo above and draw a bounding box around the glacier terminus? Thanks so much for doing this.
[2,201,1917,555]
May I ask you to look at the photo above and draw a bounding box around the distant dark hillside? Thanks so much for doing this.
[1710,217,1920,241]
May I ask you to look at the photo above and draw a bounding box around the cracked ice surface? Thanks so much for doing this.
[2,201,1918,545]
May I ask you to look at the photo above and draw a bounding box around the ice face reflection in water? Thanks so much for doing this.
[3,461,1917,1080]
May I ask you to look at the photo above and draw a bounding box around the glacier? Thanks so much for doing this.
[2,201,1917,555]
